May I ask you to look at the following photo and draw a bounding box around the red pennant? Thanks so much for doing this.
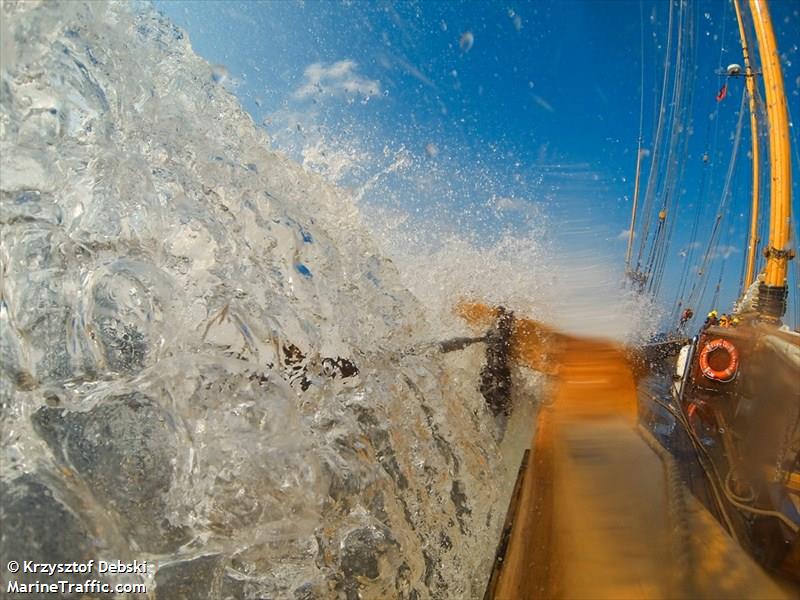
[716,83,728,102]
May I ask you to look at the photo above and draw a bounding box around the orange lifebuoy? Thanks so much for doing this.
[699,338,739,382]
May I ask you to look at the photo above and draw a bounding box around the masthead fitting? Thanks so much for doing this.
[726,63,743,76]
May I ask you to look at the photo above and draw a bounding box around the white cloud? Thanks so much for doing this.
[617,229,632,241]
[294,60,381,100]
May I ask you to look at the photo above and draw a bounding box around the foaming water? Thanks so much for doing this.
[543,225,663,344]
[0,3,657,599]
[271,120,657,346]
[365,205,658,345]
[0,3,515,598]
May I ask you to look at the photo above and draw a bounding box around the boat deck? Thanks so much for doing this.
[485,339,789,599]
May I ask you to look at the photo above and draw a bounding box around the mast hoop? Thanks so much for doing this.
[762,247,796,260]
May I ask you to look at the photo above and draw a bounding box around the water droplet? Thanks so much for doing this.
[295,263,312,278]
[210,64,228,84]
[459,31,474,53]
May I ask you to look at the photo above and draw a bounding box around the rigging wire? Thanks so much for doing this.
[670,115,719,322]
[632,0,703,300]
[640,0,689,292]
[649,1,699,299]
[687,89,748,312]
[644,0,688,286]
[632,0,729,327]
[672,2,728,321]
[737,195,750,293]
[710,219,734,308]
[628,0,794,329]
[671,0,732,325]
[625,0,648,274]
[634,0,676,278]
[732,150,757,299]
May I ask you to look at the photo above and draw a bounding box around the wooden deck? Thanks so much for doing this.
[485,338,789,599]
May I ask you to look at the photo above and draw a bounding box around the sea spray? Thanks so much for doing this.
[0,2,510,598]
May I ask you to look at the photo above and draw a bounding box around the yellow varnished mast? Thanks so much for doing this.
[748,0,793,320]
[732,0,761,292]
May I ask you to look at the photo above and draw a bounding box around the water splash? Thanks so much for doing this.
[0,3,512,598]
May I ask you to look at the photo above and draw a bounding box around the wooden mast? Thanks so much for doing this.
[732,0,761,292]
[748,0,793,320]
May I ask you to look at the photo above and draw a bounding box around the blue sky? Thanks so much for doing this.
[155,0,799,328]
